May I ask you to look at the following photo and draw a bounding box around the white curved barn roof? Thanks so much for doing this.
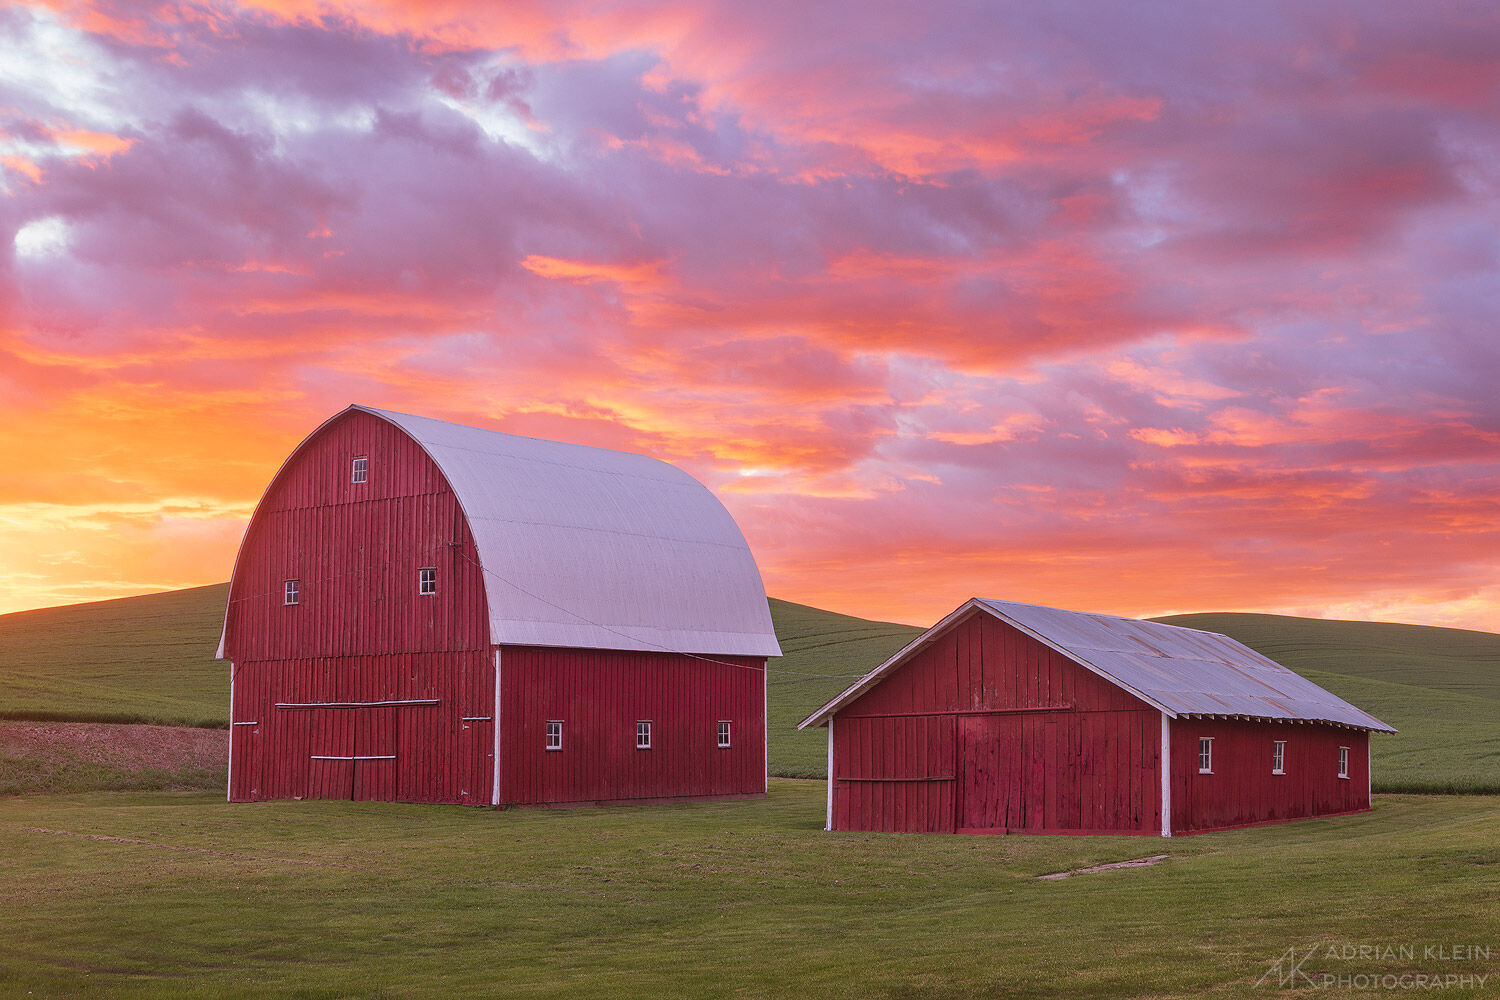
[801,598,1392,731]
[356,406,781,657]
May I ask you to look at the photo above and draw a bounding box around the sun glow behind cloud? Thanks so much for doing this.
[1,0,1498,631]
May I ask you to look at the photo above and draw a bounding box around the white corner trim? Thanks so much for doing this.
[1367,738,1373,803]
[825,718,834,832]
[1160,713,1172,838]
[227,663,235,803]
[491,648,503,807]
[763,662,769,794]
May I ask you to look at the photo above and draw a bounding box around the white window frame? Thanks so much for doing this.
[418,567,437,596]
[1198,737,1213,774]
[636,720,652,749]
[717,720,731,748]
[545,720,563,752]
[284,579,300,606]
[1272,740,1286,775]
[351,456,368,484]
[1338,746,1350,779]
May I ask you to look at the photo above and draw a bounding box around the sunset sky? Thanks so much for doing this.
[2,0,1498,631]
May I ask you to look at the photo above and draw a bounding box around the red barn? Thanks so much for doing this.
[220,405,781,807]
[800,599,1393,836]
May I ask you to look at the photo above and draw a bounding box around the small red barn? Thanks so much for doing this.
[220,405,781,807]
[800,599,1393,836]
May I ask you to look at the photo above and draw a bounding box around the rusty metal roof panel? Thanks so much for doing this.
[978,600,1394,732]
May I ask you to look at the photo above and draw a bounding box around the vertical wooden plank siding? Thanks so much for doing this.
[830,612,1160,835]
[223,410,493,805]
[496,646,766,805]
[228,649,495,804]
[1170,718,1371,833]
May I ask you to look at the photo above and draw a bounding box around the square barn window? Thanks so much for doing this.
[1198,737,1213,774]
[636,720,652,749]
[284,579,300,605]
[1272,740,1286,775]
[351,456,368,484]
[1338,746,1350,779]
[546,721,563,751]
[418,568,437,596]
[717,721,731,748]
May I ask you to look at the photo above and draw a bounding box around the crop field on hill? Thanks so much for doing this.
[2,782,1497,999]
[0,585,228,729]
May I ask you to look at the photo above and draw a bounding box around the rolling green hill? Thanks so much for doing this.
[0,584,228,729]
[1,588,1496,790]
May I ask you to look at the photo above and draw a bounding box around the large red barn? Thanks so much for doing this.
[800,599,1393,836]
[220,405,781,807]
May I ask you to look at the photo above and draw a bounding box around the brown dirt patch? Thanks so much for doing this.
[0,721,227,771]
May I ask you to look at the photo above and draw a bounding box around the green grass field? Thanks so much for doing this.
[1,589,1497,791]
[2,782,1497,998]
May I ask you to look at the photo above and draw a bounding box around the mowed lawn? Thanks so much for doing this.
[3,782,1498,999]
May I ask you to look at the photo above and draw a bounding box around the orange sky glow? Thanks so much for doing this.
[2,0,1498,632]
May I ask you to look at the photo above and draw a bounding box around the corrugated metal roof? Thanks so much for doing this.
[364,405,781,657]
[800,598,1394,731]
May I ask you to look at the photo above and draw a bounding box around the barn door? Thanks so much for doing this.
[458,715,494,806]
[307,709,356,800]
[353,707,398,801]
[958,714,1025,831]
[229,719,261,801]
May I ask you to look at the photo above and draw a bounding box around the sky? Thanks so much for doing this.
[2,0,1498,631]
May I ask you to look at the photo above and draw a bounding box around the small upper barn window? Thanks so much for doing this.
[1338,746,1349,779]
[418,568,437,596]
[717,720,731,748]
[1272,740,1286,775]
[546,721,563,751]
[1198,737,1213,774]
[636,720,652,749]
[351,456,368,484]
[284,579,300,606]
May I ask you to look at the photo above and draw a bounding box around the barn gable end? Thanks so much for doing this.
[823,609,1163,835]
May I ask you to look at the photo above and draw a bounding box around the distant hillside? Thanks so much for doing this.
[1,588,1496,790]
[766,599,922,778]
[0,585,228,729]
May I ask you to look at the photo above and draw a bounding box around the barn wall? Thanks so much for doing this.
[221,409,489,662]
[228,649,495,805]
[831,612,1160,834]
[1170,718,1370,832]
[498,646,765,805]
[223,410,494,805]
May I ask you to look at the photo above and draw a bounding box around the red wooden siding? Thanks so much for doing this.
[1170,718,1370,833]
[221,409,489,663]
[498,646,765,805]
[228,649,495,805]
[223,409,494,805]
[833,715,956,832]
[831,612,1160,834]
